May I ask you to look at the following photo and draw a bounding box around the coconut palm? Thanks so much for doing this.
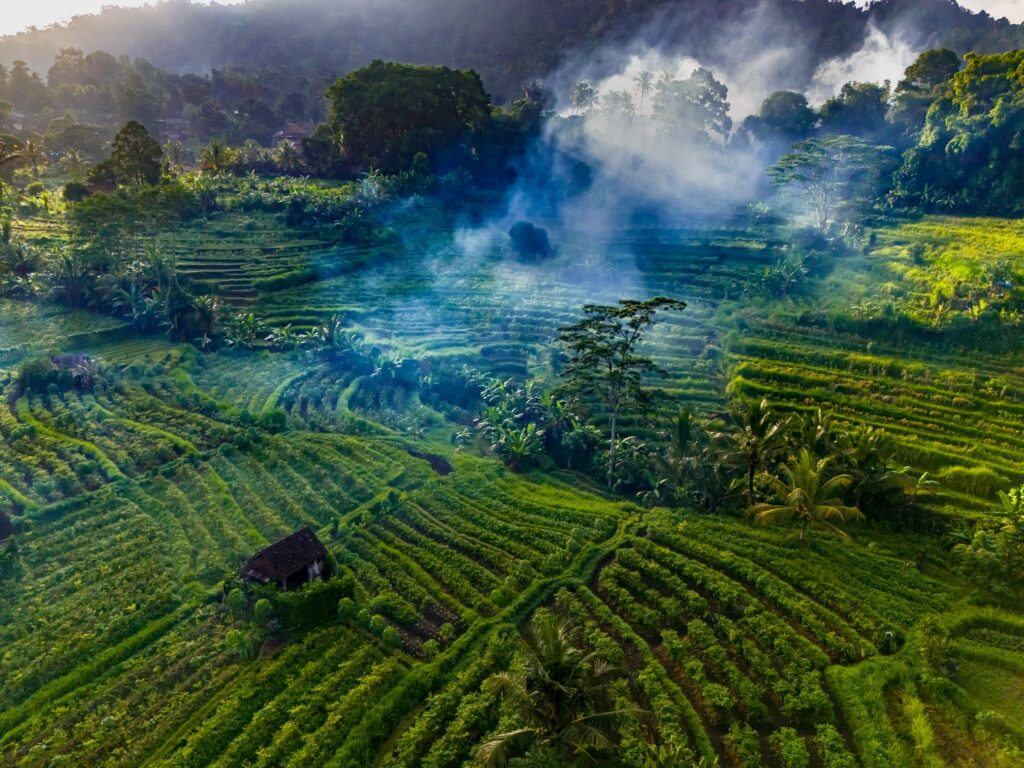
[835,426,910,510]
[711,397,787,504]
[199,140,238,174]
[750,449,864,542]
[476,614,631,767]
[570,81,598,115]
[634,69,654,135]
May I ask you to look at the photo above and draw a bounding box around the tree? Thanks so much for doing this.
[559,297,685,484]
[60,149,88,181]
[21,140,45,178]
[570,81,599,115]
[711,397,787,505]
[653,67,732,145]
[199,140,238,174]
[888,49,960,145]
[750,449,864,542]
[327,60,492,174]
[834,427,910,511]
[634,70,654,135]
[820,81,891,142]
[740,91,817,148]
[274,140,302,173]
[476,614,630,767]
[891,50,1024,214]
[769,135,894,232]
[0,137,22,193]
[89,121,164,186]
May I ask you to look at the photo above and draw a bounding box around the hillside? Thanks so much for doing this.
[2,181,1024,766]
[2,8,1024,767]
[1,0,1023,100]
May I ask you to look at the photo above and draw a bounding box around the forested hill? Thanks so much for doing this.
[1,0,1023,101]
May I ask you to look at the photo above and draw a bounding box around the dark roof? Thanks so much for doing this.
[52,353,91,368]
[241,527,327,583]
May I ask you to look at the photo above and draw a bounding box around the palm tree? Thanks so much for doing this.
[634,70,654,136]
[750,449,864,542]
[199,140,237,174]
[476,614,631,767]
[274,140,302,174]
[711,398,787,504]
[570,81,598,115]
[46,247,93,308]
[60,149,88,181]
[22,139,44,178]
[835,427,910,510]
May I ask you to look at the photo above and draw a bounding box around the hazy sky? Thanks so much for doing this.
[1,0,1022,37]
[1,1,245,37]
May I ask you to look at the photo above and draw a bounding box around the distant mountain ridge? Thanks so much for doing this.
[1,0,1022,101]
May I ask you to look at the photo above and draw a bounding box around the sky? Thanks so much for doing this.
[0,1,245,37]
[0,0,1022,36]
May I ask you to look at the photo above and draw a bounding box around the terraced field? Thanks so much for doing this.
[0,298,127,367]
[3,206,1023,766]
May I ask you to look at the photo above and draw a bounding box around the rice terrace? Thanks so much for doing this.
[0,1,1023,766]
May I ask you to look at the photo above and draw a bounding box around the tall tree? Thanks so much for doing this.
[769,135,894,231]
[634,69,654,136]
[712,397,787,505]
[327,60,492,174]
[888,49,960,145]
[819,81,891,142]
[570,81,599,115]
[559,297,685,483]
[739,90,817,149]
[89,120,164,186]
[653,67,732,145]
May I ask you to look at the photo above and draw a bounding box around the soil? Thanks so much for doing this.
[406,449,453,476]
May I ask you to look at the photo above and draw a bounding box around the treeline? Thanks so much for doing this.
[568,46,1024,217]
[0,49,329,157]
[1,0,1022,103]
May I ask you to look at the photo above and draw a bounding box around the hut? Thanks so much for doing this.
[240,527,328,590]
[52,353,94,388]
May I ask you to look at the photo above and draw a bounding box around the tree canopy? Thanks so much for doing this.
[327,60,492,174]
[88,120,164,186]
[891,50,1024,213]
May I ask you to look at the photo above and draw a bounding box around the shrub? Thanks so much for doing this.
[508,221,553,260]
[769,727,810,768]
[17,356,67,393]
[63,181,90,202]
[382,626,402,648]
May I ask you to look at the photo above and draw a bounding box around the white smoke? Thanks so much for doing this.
[807,24,917,105]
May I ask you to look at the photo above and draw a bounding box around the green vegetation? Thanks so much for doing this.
[0,19,1023,768]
